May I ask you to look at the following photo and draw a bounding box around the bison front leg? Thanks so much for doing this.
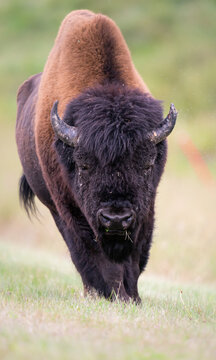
[51,211,130,301]
[123,260,141,304]
[75,252,130,302]
[75,250,130,302]
[83,273,130,302]
[98,259,131,302]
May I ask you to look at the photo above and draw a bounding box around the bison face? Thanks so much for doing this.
[73,143,160,262]
[52,84,177,262]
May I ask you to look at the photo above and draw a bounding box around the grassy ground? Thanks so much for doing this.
[0,241,216,360]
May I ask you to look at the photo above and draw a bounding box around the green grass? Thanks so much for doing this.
[0,241,216,360]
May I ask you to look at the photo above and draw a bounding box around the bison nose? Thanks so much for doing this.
[98,209,135,231]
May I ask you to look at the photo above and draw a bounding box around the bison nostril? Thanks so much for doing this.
[122,215,133,229]
[100,213,111,228]
[101,213,111,221]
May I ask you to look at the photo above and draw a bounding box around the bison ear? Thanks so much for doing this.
[51,101,78,146]
[148,103,178,144]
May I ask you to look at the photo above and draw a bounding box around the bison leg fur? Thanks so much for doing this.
[51,211,131,302]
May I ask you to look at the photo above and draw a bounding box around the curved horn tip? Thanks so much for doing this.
[168,103,178,119]
[51,100,61,129]
[52,100,59,114]
[148,102,178,144]
[50,100,78,147]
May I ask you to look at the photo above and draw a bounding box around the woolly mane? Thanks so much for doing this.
[63,83,163,166]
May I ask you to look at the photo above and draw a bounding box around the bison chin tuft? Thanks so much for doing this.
[100,233,133,262]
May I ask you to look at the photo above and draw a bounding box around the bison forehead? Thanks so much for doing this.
[63,83,163,165]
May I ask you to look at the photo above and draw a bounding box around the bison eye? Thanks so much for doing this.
[80,164,89,171]
[143,163,154,172]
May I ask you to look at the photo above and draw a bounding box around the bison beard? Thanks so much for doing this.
[99,232,134,262]
[16,10,177,303]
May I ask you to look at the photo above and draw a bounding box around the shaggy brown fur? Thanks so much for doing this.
[34,10,150,220]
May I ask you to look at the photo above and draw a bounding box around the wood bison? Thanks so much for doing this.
[16,10,177,303]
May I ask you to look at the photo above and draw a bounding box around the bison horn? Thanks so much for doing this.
[148,103,178,144]
[51,101,78,146]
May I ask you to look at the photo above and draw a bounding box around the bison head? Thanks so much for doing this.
[51,84,177,262]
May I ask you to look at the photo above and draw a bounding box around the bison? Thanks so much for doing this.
[16,10,177,303]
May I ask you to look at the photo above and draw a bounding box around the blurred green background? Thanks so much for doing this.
[0,0,216,283]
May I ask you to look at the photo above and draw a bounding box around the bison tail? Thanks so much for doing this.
[19,174,37,218]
